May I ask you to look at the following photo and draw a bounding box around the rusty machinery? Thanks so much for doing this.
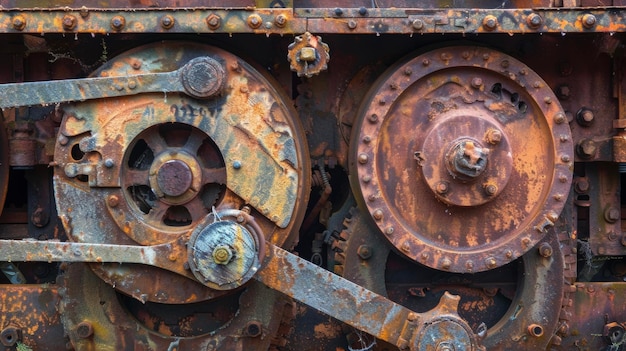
[0,1,624,351]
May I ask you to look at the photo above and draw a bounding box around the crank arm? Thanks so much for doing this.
[0,239,485,351]
[0,56,224,109]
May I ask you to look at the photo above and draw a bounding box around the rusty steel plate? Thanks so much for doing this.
[53,41,310,303]
[350,46,573,273]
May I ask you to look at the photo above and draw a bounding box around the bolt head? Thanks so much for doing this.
[206,14,221,29]
[62,15,77,30]
[482,15,498,30]
[357,245,372,260]
[299,47,317,62]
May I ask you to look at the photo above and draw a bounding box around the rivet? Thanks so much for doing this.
[160,15,175,29]
[560,134,569,142]
[247,14,262,29]
[233,160,242,169]
[482,15,498,31]
[385,226,394,235]
[466,261,474,271]
[358,7,368,16]
[372,209,383,221]
[547,211,559,222]
[104,159,115,168]
[274,14,287,27]
[500,60,509,68]
[422,58,430,66]
[206,14,221,29]
[389,83,399,90]
[553,193,563,201]
[482,53,490,60]
[533,81,542,88]
[368,194,376,202]
[57,134,69,146]
[358,153,369,164]
[521,237,531,248]
[582,13,596,29]
[347,20,357,29]
[485,257,497,268]
[62,14,77,30]
[407,312,418,321]
[486,129,502,144]
[527,13,543,28]
[544,96,552,104]
[107,195,119,207]
[461,51,470,59]
[401,242,411,252]
[559,174,568,183]
[471,77,483,88]
[368,114,379,123]
[363,135,371,144]
[110,15,125,31]
[379,98,386,105]
[441,258,452,270]
[505,250,513,259]
[561,154,571,163]
[334,8,343,16]
[12,15,26,31]
[362,175,371,183]
[554,113,566,124]
[128,80,137,89]
[412,19,424,30]
[404,67,413,76]
[421,252,429,260]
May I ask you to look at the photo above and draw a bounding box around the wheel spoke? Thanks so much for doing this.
[184,129,206,154]
[186,197,208,221]
[146,201,168,223]
[202,166,227,185]
[124,168,150,186]
[143,132,167,155]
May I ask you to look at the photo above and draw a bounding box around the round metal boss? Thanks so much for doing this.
[188,219,259,290]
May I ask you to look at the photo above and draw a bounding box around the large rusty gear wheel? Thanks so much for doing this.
[334,206,565,350]
[52,41,309,350]
[59,262,290,351]
[350,46,573,273]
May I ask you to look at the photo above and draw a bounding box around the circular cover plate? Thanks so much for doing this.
[351,46,572,273]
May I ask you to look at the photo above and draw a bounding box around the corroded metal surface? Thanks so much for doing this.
[334,207,565,350]
[350,45,573,273]
[52,41,310,303]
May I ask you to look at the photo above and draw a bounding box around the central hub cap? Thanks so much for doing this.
[156,159,193,197]
[446,139,489,181]
[420,113,513,207]
[187,217,260,290]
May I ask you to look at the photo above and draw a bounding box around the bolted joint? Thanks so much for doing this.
[206,14,221,29]
[482,15,498,31]
[538,242,553,258]
[110,15,125,31]
[76,321,94,339]
[213,245,233,265]
[357,245,373,260]
[62,15,77,30]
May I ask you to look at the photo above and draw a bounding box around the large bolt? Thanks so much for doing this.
[181,57,226,98]
[605,207,620,223]
[110,16,125,31]
[539,242,553,258]
[299,47,317,62]
[244,321,263,337]
[212,245,233,265]
[576,139,597,159]
[62,15,77,30]
[274,14,287,27]
[526,13,543,28]
[582,13,596,28]
[482,15,498,31]
[206,14,221,29]
[357,245,373,260]
[12,16,26,31]
[161,15,175,29]
[576,108,594,126]
[485,129,502,144]
[447,140,489,180]
[247,14,262,28]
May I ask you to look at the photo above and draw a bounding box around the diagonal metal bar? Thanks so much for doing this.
[254,244,412,348]
[0,71,183,109]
